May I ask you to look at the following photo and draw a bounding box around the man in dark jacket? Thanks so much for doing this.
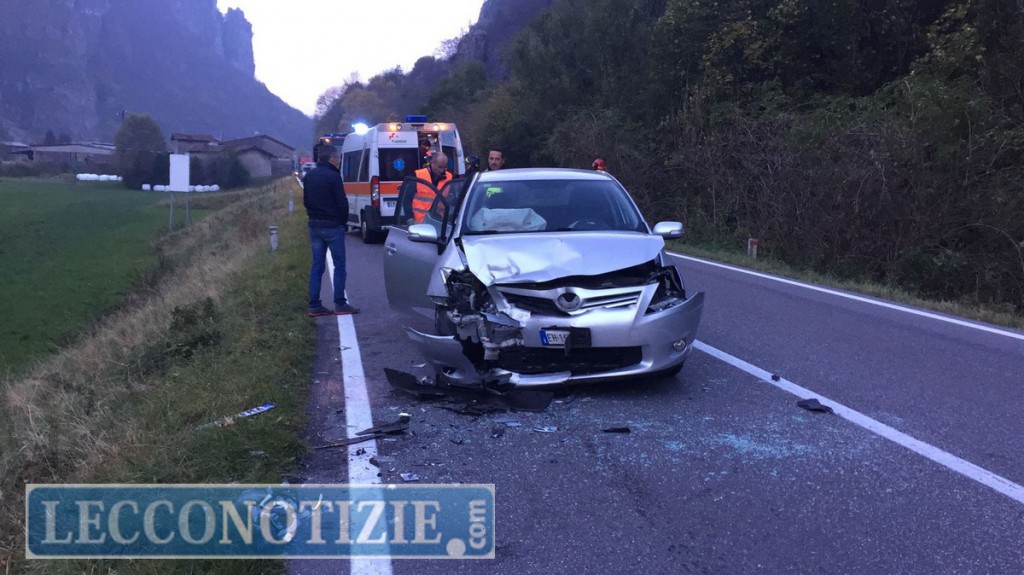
[302,144,359,316]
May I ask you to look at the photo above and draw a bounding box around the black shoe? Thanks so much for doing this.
[308,306,333,317]
[335,304,360,315]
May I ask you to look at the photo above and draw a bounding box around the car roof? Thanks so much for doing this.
[476,167,614,183]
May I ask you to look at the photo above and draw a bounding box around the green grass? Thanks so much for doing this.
[0,180,207,375]
[670,240,1024,330]
[0,178,311,572]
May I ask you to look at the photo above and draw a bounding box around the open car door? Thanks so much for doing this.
[383,177,463,319]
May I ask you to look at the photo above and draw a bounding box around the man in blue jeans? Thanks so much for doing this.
[302,144,360,316]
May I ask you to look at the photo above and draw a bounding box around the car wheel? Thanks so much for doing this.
[434,306,456,336]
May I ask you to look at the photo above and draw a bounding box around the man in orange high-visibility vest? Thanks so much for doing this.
[410,152,453,224]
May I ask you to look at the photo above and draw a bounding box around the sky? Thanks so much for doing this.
[216,0,486,117]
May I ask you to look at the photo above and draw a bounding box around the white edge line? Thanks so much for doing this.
[327,251,394,575]
[670,252,1024,342]
[693,340,1024,506]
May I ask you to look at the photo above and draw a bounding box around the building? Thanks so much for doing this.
[23,143,116,171]
[219,135,295,178]
[169,133,220,155]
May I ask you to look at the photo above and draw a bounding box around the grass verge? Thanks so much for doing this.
[670,241,1024,330]
[0,177,313,573]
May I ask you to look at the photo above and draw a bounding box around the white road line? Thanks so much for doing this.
[327,251,393,575]
[693,340,1024,506]
[670,252,1024,342]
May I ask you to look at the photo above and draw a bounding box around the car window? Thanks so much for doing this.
[462,179,645,234]
[395,176,454,238]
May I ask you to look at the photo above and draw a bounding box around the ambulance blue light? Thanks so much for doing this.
[405,115,428,123]
[352,123,370,135]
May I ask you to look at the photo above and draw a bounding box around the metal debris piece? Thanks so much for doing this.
[771,373,781,381]
[400,473,421,482]
[602,427,631,433]
[356,413,411,436]
[385,368,555,413]
[533,426,558,433]
[385,368,448,400]
[249,450,266,457]
[368,455,395,468]
[494,417,522,427]
[196,403,275,430]
[314,435,380,449]
[796,398,833,414]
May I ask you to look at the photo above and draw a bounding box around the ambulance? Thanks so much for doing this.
[336,116,465,243]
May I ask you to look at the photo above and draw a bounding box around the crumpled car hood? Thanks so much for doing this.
[460,232,666,285]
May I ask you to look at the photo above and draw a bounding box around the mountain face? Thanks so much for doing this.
[0,0,309,148]
[456,0,557,77]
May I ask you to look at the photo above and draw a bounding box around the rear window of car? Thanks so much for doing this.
[462,179,646,234]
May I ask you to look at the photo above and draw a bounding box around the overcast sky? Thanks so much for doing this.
[216,1,486,117]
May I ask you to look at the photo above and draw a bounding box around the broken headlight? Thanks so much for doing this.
[646,265,686,314]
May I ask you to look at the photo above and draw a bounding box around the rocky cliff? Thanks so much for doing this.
[0,0,309,147]
[456,0,557,77]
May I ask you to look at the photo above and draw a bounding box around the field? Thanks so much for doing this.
[0,180,202,375]
[0,177,312,573]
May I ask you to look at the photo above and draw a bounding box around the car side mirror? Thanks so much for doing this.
[407,223,439,244]
[653,221,685,239]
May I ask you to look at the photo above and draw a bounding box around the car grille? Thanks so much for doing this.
[500,290,642,317]
[497,346,642,375]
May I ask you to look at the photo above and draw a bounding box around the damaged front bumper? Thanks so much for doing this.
[408,288,705,388]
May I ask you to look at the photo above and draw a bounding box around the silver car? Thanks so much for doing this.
[383,168,704,387]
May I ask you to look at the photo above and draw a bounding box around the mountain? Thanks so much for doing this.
[0,0,310,148]
[456,0,557,78]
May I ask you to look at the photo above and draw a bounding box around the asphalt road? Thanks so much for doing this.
[292,232,1024,575]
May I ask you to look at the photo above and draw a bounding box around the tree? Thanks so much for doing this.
[114,114,167,189]
[43,130,56,145]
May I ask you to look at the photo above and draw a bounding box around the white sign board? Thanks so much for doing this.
[169,153,190,192]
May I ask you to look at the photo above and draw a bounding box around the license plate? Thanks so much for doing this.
[540,329,569,347]
[384,200,396,208]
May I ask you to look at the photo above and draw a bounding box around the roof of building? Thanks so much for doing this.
[30,144,115,155]
[220,134,295,154]
[170,133,219,143]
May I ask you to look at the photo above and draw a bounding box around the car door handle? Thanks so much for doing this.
[385,244,397,255]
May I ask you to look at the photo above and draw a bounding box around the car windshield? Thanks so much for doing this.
[461,178,646,235]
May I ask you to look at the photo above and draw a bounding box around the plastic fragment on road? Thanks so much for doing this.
[796,398,834,414]
[196,403,275,430]
[533,426,558,433]
[400,473,421,482]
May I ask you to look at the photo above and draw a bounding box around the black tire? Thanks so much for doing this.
[360,217,387,244]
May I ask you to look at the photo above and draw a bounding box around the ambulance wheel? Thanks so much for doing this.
[361,219,385,243]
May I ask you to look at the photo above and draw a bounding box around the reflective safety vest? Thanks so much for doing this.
[412,168,452,223]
